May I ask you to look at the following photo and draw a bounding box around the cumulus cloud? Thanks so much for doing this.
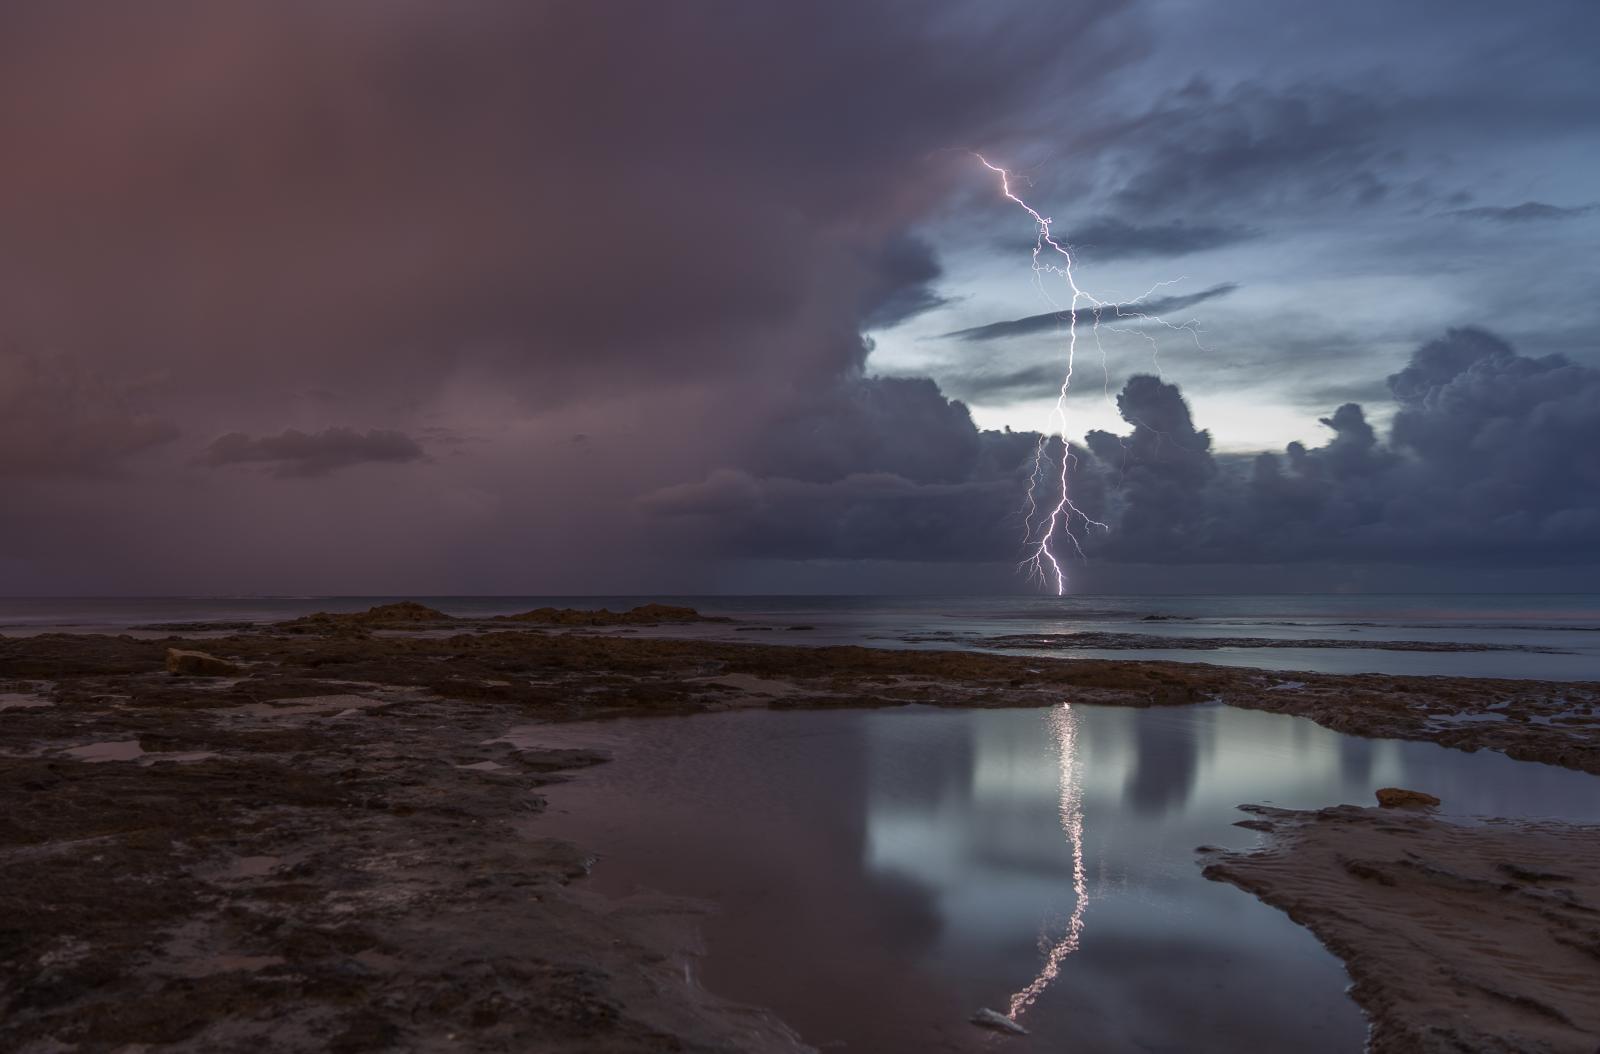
[203,427,425,477]
[647,328,1600,569]
[643,374,1040,561]
[1085,328,1600,563]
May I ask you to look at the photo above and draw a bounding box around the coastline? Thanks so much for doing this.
[3,607,1598,1051]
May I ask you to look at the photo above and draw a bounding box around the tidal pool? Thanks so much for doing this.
[528,703,1600,1053]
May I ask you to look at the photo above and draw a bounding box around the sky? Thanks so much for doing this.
[2,1,1597,595]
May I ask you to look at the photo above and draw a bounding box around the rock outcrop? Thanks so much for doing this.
[1202,804,1600,1053]
[494,603,726,626]
[1375,787,1441,808]
[278,602,453,633]
[164,648,240,677]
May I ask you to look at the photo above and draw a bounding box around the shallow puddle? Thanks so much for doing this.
[0,690,52,711]
[529,703,1600,1053]
[220,855,283,879]
[63,740,145,763]
[54,741,217,765]
[224,693,388,719]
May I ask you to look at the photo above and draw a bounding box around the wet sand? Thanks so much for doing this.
[2,605,1598,1050]
[1202,805,1600,1053]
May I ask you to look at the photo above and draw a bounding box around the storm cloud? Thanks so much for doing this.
[0,349,178,477]
[648,328,1600,572]
[0,1,1141,591]
[1102,80,1399,216]
[1447,202,1597,223]
[0,3,1137,429]
[936,363,1078,405]
[941,283,1238,343]
[1062,218,1259,259]
[0,3,1595,593]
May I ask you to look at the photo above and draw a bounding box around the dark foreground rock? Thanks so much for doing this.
[2,614,1598,1051]
[0,679,806,1053]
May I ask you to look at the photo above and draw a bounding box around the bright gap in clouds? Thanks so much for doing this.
[864,212,1476,456]
[957,391,1334,455]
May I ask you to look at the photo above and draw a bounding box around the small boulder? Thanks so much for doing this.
[1375,787,1441,809]
[970,1008,1028,1035]
[165,648,240,677]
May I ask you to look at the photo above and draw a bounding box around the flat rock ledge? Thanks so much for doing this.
[1200,804,1600,1054]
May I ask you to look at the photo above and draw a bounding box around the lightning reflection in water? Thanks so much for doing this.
[1007,702,1087,1021]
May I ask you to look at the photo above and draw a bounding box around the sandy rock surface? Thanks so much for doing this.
[1202,804,1600,1054]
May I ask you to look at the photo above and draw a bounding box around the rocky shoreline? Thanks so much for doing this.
[3,605,1598,1051]
[1201,805,1600,1053]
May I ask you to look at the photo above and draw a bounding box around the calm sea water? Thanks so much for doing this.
[526,704,1600,1053]
[1,594,1596,679]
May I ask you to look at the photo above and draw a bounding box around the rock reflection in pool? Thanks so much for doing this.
[528,703,1600,1053]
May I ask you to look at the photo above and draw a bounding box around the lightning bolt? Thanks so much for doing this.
[974,154,1200,594]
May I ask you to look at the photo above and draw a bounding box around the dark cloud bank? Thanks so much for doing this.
[0,1,1140,592]
[648,328,1600,574]
[0,3,1594,592]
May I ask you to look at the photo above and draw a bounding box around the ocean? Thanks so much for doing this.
[1,594,1596,681]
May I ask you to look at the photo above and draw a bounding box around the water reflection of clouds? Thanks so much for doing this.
[1121,704,1204,815]
[534,699,1599,1051]
[852,701,1599,1045]
[859,704,1419,1026]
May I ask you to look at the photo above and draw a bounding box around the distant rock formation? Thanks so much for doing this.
[274,601,726,634]
[277,602,453,633]
[493,603,727,626]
